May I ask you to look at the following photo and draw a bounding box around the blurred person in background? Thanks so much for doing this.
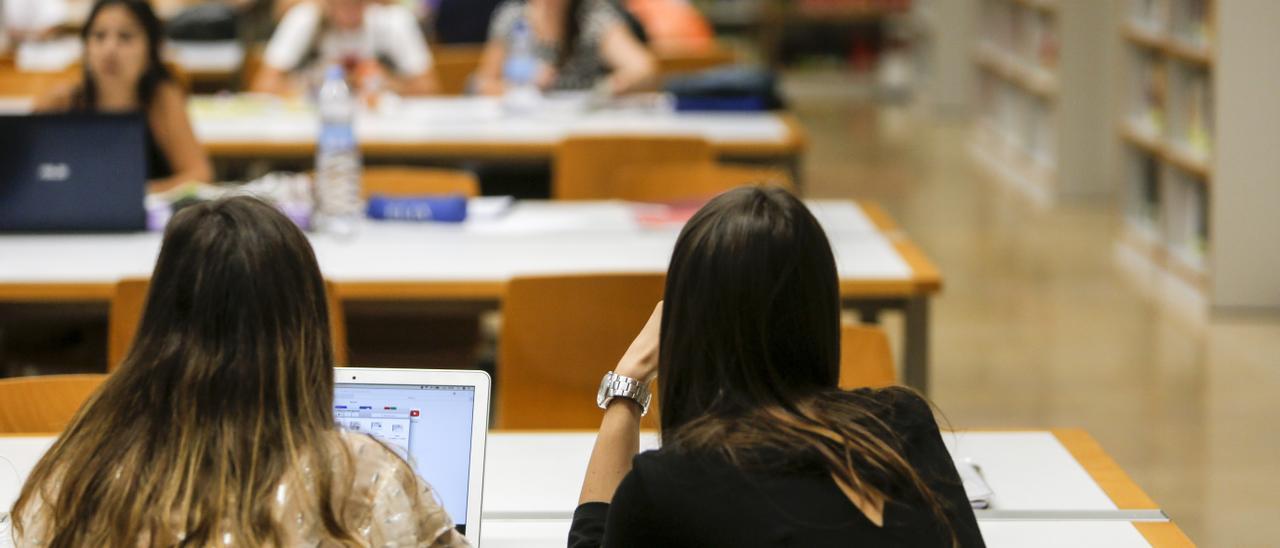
[474,0,656,96]
[35,0,212,192]
[623,0,712,54]
[253,0,440,97]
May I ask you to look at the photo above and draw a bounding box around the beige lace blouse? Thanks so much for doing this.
[13,431,471,547]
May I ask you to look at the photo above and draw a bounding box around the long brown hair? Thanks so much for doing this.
[658,187,957,542]
[12,197,357,546]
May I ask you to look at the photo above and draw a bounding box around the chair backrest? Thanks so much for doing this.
[553,136,715,200]
[497,274,665,429]
[361,166,480,198]
[0,64,80,96]
[0,61,190,97]
[0,374,108,433]
[839,323,897,389]
[431,44,484,95]
[108,278,349,371]
[611,163,793,203]
[162,61,193,93]
[241,45,265,89]
[654,44,736,77]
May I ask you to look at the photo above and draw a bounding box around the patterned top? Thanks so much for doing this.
[489,0,622,91]
[13,431,470,547]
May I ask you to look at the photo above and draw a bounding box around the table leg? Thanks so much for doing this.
[903,296,930,393]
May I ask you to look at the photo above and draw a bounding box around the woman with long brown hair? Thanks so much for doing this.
[571,187,984,546]
[10,196,468,547]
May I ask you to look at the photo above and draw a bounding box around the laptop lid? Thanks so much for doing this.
[334,368,490,544]
[0,114,147,232]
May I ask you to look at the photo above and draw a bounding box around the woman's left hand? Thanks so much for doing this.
[614,302,662,382]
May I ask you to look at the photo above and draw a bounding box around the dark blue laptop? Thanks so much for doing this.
[0,114,147,232]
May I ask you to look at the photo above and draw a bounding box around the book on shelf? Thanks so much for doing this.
[1132,0,1170,33]
[1141,57,1168,134]
[1182,68,1212,157]
[1174,0,1212,48]
[1138,152,1161,224]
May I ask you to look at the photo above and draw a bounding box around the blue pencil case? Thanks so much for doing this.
[366,194,468,223]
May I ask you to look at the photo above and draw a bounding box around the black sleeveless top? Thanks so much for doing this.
[145,121,174,181]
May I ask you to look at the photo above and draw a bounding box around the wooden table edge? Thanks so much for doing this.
[6,277,937,303]
[203,113,808,159]
[891,239,943,294]
[1133,522,1196,547]
[1051,428,1161,510]
[857,200,901,232]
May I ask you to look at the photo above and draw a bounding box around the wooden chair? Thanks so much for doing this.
[0,64,79,96]
[552,136,715,200]
[361,166,480,198]
[654,44,737,77]
[0,374,107,433]
[0,61,191,97]
[241,45,265,90]
[611,163,793,203]
[839,323,897,389]
[497,274,665,429]
[431,44,485,95]
[108,278,349,371]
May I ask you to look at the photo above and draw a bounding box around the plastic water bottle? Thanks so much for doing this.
[315,64,363,236]
[503,16,541,114]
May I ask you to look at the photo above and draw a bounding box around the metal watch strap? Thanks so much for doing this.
[597,371,651,415]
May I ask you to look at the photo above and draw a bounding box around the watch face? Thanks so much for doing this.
[597,373,614,408]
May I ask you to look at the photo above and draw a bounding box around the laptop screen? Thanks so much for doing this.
[333,383,477,533]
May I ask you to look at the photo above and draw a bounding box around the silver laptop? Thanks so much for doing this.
[334,368,491,543]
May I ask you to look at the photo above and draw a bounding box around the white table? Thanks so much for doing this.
[185,95,803,163]
[481,431,1152,520]
[0,431,1185,547]
[0,201,909,292]
[0,200,941,389]
[12,39,244,84]
[479,519,1178,548]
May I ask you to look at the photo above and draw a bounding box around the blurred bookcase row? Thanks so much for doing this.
[1115,0,1214,316]
[969,0,1279,315]
[968,0,1111,207]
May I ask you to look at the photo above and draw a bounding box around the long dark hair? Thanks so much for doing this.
[658,187,957,542]
[13,197,358,546]
[72,0,173,111]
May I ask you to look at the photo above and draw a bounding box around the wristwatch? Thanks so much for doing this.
[596,371,652,416]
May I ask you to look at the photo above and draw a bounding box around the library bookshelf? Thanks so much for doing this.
[969,0,1112,206]
[1114,0,1213,317]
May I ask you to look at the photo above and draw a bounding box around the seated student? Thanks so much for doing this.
[571,187,985,547]
[10,196,470,547]
[253,0,440,96]
[34,0,212,193]
[474,0,657,96]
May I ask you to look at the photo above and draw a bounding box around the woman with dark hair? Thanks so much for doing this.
[11,196,469,547]
[474,0,656,95]
[571,187,985,547]
[34,0,212,193]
